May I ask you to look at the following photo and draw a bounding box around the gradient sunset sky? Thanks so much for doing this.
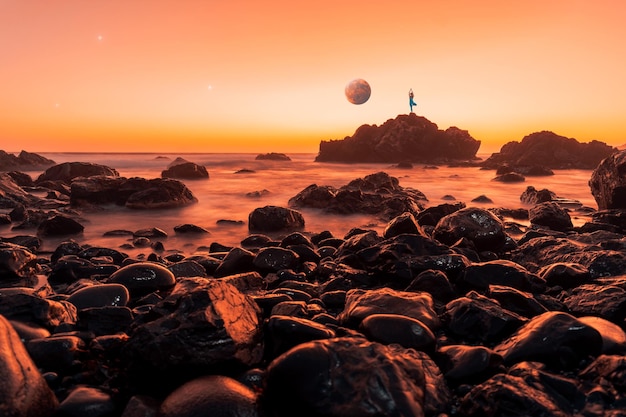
[2,0,625,153]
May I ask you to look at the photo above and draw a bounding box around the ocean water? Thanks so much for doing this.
[5,152,599,256]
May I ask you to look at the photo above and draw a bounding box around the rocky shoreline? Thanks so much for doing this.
[1,152,626,416]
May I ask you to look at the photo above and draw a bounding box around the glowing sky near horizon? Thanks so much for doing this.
[1,0,625,153]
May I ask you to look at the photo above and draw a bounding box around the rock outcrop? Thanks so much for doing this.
[255,153,291,161]
[161,160,209,180]
[37,162,119,184]
[482,131,616,170]
[315,113,481,163]
[0,150,55,172]
[589,149,626,210]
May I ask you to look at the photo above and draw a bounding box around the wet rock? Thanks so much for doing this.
[0,173,41,207]
[0,291,77,329]
[107,262,176,297]
[124,278,263,386]
[315,113,480,163]
[437,345,503,383]
[55,386,117,417]
[168,260,207,278]
[78,305,134,336]
[562,283,626,322]
[248,205,305,233]
[26,335,86,374]
[589,149,626,210]
[0,315,58,416]
[161,161,209,179]
[494,311,603,368]
[359,313,436,351]
[415,202,466,227]
[487,285,549,318]
[578,316,626,354]
[529,201,573,231]
[444,291,527,343]
[37,214,84,237]
[458,259,546,293]
[256,152,291,161]
[67,283,130,310]
[125,178,198,209]
[120,395,159,417]
[579,354,626,398]
[339,287,440,331]
[290,172,426,220]
[493,172,525,182]
[471,194,493,203]
[266,315,335,356]
[253,247,299,273]
[37,161,119,183]
[404,269,456,303]
[520,185,556,205]
[213,247,256,278]
[6,171,34,187]
[382,211,427,239]
[263,337,451,417]
[482,131,616,169]
[537,262,591,289]
[433,207,507,253]
[0,242,39,282]
[159,375,259,417]
[173,223,210,234]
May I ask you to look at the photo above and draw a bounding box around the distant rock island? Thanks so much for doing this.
[256,153,291,161]
[482,131,617,170]
[315,113,481,163]
[0,150,55,171]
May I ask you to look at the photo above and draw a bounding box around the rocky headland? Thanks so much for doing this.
[2,150,626,416]
[0,150,56,172]
[315,113,481,163]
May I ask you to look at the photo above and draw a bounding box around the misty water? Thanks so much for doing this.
[6,152,599,256]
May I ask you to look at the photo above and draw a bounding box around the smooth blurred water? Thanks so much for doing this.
[3,152,598,256]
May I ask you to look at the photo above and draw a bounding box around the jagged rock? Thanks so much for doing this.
[289,172,427,220]
[263,337,451,417]
[248,205,305,233]
[0,173,41,208]
[0,242,39,282]
[255,153,291,161]
[315,113,480,163]
[528,201,573,232]
[482,131,616,169]
[161,161,209,179]
[37,162,119,184]
[433,207,508,253]
[458,260,546,293]
[0,290,77,329]
[37,214,84,236]
[589,149,626,210]
[520,186,556,205]
[0,150,55,171]
[493,172,525,182]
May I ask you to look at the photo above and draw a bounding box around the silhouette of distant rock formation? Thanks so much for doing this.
[0,150,55,171]
[482,131,617,170]
[315,114,481,163]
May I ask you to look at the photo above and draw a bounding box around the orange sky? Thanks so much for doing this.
[1,0,625,153]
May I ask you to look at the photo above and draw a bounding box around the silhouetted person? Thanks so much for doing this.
[409,89,417,112]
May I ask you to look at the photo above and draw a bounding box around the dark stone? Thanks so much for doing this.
[315,113,480,163]
[168,260,207,278]
[415,202,465,226]
[0,150,55,171]
[529,201,573,231]
[248,205,305,233]
[6,171,34,187]
[359,313,436,351]
[241,234,274,249]
[0,315,58,416]
[339,287,440,331]
[383,212,427,239]
[125,178,198,209]
[471,194,493,203]
[437,345,503,383]
[134,227,167,238]
[55,386,117,417]
[458,260,546,293]
[537,262,591,289]
[173,223,210,234]
[159,375,259,417]
[26,335,86,373]
[520,185,556,205]
[255,152,291,161]
[266,315,335,357]
[107,262,176,297]
[161,161,209,179]
[213,247,256,278]
[37,161,119,184]
[0,242,39,282]
[578,316,626,354]
[494,311,603,368]
[124,278,263,384]
[433,207,507,253]
[289,172,426,221]
[67,283,130,310]
[78,305,134,336]
[444,291,527,343]
[0,291,77,329]
[404,269,456,303]
[493,172,525,182]
[263,337,451,417]
[487,285,549,318]
[482,131,616,169]
[562,283,626,323]
[0,174,41,208]
[590,149,626,210]
[253,247,300,273]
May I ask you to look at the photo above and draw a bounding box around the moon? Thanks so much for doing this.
[345,78,371,105]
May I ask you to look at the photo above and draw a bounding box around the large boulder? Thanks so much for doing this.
[433,207,508,253]
[482,131,616,169]
[0,173,41,208]
[315,113,480,163]
[248,205,305,232]
[289,172,427,221]
[589,149,626,210]
[161,161,209,180]
[37,162,119,184]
